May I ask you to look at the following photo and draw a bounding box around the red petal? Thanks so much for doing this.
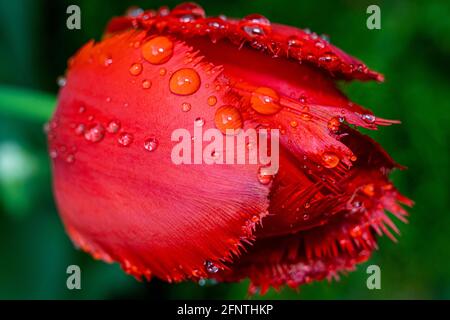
[50,30,271,281]
[215,130,412,292]
[106,4,383,81]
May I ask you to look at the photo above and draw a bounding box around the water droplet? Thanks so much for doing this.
[144,136,159,152]
[327,117,340,132]
[303,213,310,221]
[362,184,375,196]
[101,54,113,67]
[74,123,86,136]
[322,152,340,168]
[214,105,243,134]
[169,68,201,95]
[350,226,362,237]
[300,113,312,121]
[194,117,205,127]
[287,35,304,48]
[290,120,298,128]
[361,114,376,124]
[159,68,167,76]
[207,95,217,106]
[129,63,143,76]
[78,106,86,113]
[241,14,271,36]
[65,154,75,164]
[142,79,152,89]
[142,36,174,64]
[257,166,273,185]
[118,133,134,147]
[250,87,282,115]
[304,202,311,209]
[181,102,191,112]
[126,6,143,17]
[107,120,121,133]
[49,149,58,159]
[84,124,105,143]
[204,261,219,274]
[57,76,66,87]
[172,2,205,20]
[43,122,51,134]
[106,97,112,103]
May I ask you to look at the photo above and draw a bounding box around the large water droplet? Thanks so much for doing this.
[144,136,159,152]
[169,68,201,95]
[141,36,174,65]
[250,87,282,115]
[214,105,243,134]
[322,152,340,168]
[118,133,134,147]
[84,124,105,143]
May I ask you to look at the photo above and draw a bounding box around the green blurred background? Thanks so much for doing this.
[0,0,449,299]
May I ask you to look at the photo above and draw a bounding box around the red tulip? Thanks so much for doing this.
[48,3,412,294]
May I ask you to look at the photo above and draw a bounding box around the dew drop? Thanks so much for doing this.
[84,124,105,143]
[74,123,86,136]
[142,36,174,65]
[126,6,144,17]
[107,120,121,133]
[322,152,340,168]
[117,132,134,147]
[65,154,75,164]
[169,68,201,95]
[159,68,167,76]
[181,102,191,112]
[172,2,205,20]
[204,261,219,274]
[303,213,310,221]
[350,226,362,237]
[241,14,271,36]
[300,113,312,121]
[257,166,274,185]
[250,87,282,115]
[327,117,340,132]
[49,149,58,159]
[207,95,217,106]
[290,120,298,128]
[214,105,243,134]
[57,76,66,87]
[78,106,86,114]
[142,79,152,89]
[361,113,376,124]
[129,63,143,76]
[144,136,159,152]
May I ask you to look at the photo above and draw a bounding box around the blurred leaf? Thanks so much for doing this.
[0,86,55,123]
